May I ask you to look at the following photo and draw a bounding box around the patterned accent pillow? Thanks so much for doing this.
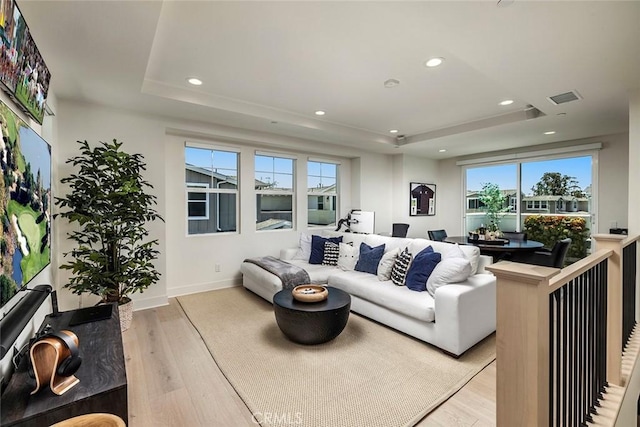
[322,241,340,266]
[309,235,343,264]
[391,248,413,286]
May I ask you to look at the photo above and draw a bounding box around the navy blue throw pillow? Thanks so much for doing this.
[405,246,441,292]
[309,235,343,264]
[354,243,386,275]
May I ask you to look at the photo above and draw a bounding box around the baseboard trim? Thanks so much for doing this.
[132,295,169,312]
[167,278,242,299]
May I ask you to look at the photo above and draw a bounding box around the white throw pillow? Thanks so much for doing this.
[426,257,472,297]
[337,242,359,271]
[293,233,313,260]
[377,248,399,281]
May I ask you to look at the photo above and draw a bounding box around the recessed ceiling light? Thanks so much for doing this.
[544,131,556,135]
[389,129,399,134]
[438,149,447,153]
[499,100,514,106]
[186,77,203,86]
[315,110,326,116]
[425,57,444,68]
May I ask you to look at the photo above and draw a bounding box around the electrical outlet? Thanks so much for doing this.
[215,264,221,272]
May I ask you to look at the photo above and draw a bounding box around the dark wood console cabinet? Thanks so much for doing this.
[1,305,128,426]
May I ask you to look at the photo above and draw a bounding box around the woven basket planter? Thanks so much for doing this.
[118,299,133,332]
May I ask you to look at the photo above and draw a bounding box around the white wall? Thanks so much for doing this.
[55,101,400,306]
[352,153,394,235]
[629,90,640,235]
[437,157,465,236]
[390,154,441,238]
[55,102,168,311]
[615,89,640,427]
[598,133,629,232]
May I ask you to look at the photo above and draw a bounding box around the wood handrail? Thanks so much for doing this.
[489,233,640,426]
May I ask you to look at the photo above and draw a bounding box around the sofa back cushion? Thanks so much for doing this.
[408,239,480,275]
[322,230,368,248]
[364,234,412,254]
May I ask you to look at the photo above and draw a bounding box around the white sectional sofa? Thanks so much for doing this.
[241,231,496,356]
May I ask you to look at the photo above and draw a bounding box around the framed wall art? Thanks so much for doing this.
[409,182,436,216]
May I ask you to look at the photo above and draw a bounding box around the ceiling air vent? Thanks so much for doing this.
[547,90,582,105]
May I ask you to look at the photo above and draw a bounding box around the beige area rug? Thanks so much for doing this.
[177,287,495,427]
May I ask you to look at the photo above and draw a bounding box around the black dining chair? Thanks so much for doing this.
[392,223,410,238]
[501,231,527,241]
[427,229,448,242]
[511,238,572,268]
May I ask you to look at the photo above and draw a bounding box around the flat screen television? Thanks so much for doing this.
[0,97,51,316]
[0,0,51,125]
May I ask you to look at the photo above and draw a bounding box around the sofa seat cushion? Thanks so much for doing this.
[286,260,338,284]
[328,270,435,322]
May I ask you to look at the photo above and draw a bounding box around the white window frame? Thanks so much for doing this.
[255,153,295,231]
[187,182,209,220]
[185,143,240,236]
[307,159,339,228]
[460,144,599,234]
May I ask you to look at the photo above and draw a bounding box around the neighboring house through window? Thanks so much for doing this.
[185,145,239,235]
[307,160,338,228]
[255,153,294,230]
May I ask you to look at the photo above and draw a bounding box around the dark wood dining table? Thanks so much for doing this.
[444,236,545,260]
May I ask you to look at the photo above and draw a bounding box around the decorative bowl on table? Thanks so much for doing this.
[292,285,328,303]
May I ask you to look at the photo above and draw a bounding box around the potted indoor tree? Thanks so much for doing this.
[478,182,510,237]
[54,139,163,331]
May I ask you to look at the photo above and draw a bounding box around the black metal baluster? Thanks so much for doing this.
[563,284,569,426]
[548,291,558,426]
[569,280,575,426]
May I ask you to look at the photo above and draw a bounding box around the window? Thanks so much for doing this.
[185,146,239,235]
[526,200,548,210]
[307,161,338,228]
[255,154,294,230]
[187,183,209,219]
[463,153,595,262]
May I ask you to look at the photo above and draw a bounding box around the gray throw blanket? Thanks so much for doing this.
[244,256,311,290]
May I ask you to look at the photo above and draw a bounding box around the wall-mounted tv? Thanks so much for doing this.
[0,0,51,125]
[0,98,51,312]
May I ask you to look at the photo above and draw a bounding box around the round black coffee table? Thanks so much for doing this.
[273,286,351,345]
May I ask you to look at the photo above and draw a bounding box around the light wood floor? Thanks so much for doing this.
[122,297,497,426]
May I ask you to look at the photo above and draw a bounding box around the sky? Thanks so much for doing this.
[187,147,591,196]
[466,156,592,195]
[186,147,337,189]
